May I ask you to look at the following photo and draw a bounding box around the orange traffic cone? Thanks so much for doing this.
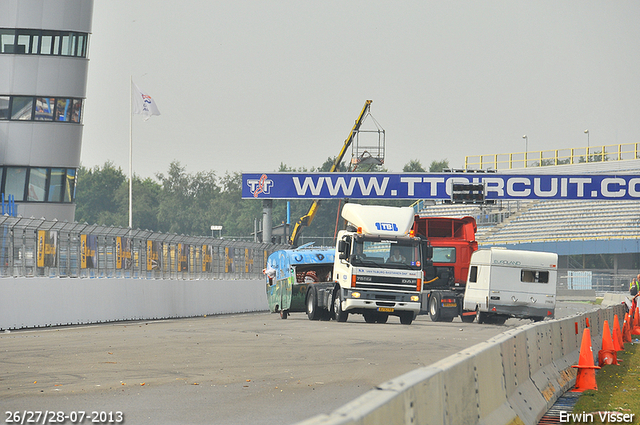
[571,327,600,392]
[623,313,632,343]
[612,315,624,352]
[633,307,640,336]
[598,320,618,366]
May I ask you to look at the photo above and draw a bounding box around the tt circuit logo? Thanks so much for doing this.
[247,174,274,198]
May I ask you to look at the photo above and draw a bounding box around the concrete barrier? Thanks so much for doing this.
[602,292,633,307]
[0,277,269,330]
[296,303,626,425]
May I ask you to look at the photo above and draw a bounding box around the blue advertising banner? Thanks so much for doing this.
[242,173,640,200]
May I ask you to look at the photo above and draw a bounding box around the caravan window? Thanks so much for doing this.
[521,270,549,283]
[468,266,478,283]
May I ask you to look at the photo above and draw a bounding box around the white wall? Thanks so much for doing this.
[0,277,268,330]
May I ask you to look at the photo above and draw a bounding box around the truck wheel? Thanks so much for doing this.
[429,294,443,322]
[399,311,413,325]
[333,291,349,322]
[319,309,332,321]
[306,289,320,321]
[476,309,487,324]
[363,312,376,323]
[279,309,288,319]
[531,316,545,322]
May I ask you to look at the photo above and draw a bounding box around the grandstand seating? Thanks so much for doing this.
[416,199,640,245]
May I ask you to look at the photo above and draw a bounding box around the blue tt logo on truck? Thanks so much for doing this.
[375,222,398,232]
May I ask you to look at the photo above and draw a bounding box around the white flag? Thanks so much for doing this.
[132,81,161,120]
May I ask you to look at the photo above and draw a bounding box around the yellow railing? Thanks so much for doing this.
[464,142,640,170]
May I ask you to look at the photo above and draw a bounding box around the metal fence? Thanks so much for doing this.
[0,215,288,279]
[558,269,636,294]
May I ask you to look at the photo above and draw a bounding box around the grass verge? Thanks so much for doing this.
[569,341,639,424]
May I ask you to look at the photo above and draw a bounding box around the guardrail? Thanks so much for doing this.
[464,142,640,170]
[296,303,626,425]
[0,215,287,280]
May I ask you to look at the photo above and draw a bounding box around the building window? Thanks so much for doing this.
[0,29,88,58]
[11,97,33,120]
[65,169,76,203]
[35,97,55,121]
[1,166,76,203]
[28,168,48,201]
[56,98,72,122]
[0,96,9,119]
[0,29,16,53]
[48,168,65,202]
[4,167,27,202]
[0,95,83,123]
[40,34,53,55]
[72,99,82,122]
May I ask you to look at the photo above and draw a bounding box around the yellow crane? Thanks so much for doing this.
[288,100,377,246]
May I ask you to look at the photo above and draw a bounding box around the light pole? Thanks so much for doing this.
[584,129,589,162]
[522,135,528,167]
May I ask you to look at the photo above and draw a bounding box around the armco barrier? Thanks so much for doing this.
[0,277,269,330]
[296,304,626,425]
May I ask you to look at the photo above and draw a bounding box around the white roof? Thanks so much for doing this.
[471,247,558,269]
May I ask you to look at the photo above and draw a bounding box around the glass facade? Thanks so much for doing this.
[1,166,76,203]
[0,96,83,123]
[0,28,88,57]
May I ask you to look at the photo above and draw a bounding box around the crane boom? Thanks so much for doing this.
[288,100,373,246]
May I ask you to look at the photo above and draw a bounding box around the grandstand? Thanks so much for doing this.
[415,144,640,293]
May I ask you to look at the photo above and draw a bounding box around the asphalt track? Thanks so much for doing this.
[1,302,597,425]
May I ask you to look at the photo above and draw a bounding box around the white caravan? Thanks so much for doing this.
[463,247,558,324]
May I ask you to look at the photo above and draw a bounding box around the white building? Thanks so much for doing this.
[0,0,93,221]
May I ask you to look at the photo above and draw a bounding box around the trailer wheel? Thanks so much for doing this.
[306,289,320,321]
[333,291,348,322]
[476,309,487,324]
[460,311,475,323]
[399,311,414,325]
[491,315,507,325]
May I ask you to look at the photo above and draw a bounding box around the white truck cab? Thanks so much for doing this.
[332,203,428,325]
[463,247,558,324]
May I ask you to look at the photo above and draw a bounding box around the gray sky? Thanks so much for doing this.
[82,1,640,179]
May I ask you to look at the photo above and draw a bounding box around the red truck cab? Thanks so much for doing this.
[412,216,479,322]
[413,215,478,286]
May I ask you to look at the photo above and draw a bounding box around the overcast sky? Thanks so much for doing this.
[81,1,640,179]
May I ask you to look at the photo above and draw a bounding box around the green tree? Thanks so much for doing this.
[156,161,220,235]
[429,159,449,172]
[75,161,127,225]
[403,159,426,172]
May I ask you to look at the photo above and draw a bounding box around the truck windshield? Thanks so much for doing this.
[351,238,420,269]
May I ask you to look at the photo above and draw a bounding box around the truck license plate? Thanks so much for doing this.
[378,307,394,313]
[442,302,456,308]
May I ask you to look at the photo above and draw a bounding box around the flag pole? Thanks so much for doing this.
[129,76,133,230]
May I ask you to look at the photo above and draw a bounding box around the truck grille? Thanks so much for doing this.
[354,275,418,293]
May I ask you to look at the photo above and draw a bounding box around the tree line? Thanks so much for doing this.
[75,158,449,240]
